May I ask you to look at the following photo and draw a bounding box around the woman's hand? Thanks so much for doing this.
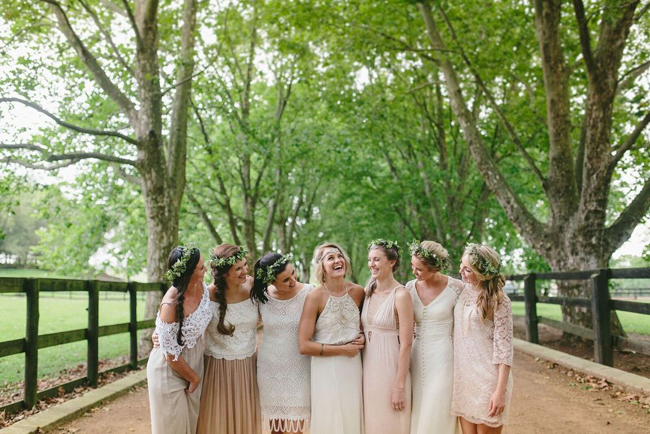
[392,387,406,411]
[488,388,506,417]
[352,333,365,345]
[185,375,200,394]
[340,342,363,357]
[152,332,159,348]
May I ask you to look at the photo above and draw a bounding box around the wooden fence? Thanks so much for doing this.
[509,267,650,367]
[0,277,164,414]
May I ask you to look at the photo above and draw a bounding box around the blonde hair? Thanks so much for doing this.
[463,244,505,321]
[312,242,351,284]
[419,240,449,272]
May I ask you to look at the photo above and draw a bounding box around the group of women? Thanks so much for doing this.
[146,238,514,434]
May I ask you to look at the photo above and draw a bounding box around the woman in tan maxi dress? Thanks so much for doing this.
[197,244,262,434]
[362,240,413,434]
[452,244,513,434]
[147,246,213,434]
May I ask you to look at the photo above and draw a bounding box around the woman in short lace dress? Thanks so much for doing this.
[298,242,365,434]
[251,252,313,434]
[362,240,413,434]
[197,244,262,434]
[407,240,462,434]
[147,245,212,434]
[452,244,513,433]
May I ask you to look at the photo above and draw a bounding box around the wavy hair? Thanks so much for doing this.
[463,244,505,321]
[210,243,245,336]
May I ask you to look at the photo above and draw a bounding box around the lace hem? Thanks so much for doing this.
[262,416,309,433]
[204,348,256,360]
[451,410,505,428]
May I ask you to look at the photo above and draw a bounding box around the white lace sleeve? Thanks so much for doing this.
[156,317,183,362]
[492,296,513,366]
[449,278,465,298]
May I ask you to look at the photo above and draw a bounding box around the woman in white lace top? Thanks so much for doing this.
[298,242,365,434]
[147,245,213,434]
[251,252,313,434]
[197,244,262,434]
[406,240,462,434]
[452,244,513,433]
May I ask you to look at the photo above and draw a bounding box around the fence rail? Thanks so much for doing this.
[508,267,650,367]
[0,277,164,414]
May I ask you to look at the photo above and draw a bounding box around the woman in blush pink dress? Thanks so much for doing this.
[362,239,413,434]
[452,244,513,434]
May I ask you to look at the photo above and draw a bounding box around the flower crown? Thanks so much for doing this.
[408,239,450,270]
[368,239,402,257]
[465,243,501,276]
[210,247,248,270]
[165,243,197,281]
[256,254,291,285]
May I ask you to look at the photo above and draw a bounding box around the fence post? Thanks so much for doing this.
[591,269,613,366]
[523,273,538,344]
[128,282,138,370]
[87,280,100,387]
[24,279,39,409]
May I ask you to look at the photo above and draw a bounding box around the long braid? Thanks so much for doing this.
[175,291,186,346]
[166,246,201,346]
[214,273,235,336]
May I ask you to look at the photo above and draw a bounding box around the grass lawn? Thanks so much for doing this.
[0,292,147,388]
[512,301,650,335]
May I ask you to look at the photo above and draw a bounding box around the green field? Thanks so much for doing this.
[512,301,650,335]
[0,292,147,389]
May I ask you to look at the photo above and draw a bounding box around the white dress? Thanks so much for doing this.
[147,284,213,434]
[257,285,313,433]
[407,278,463,434]
[310,287,364,434]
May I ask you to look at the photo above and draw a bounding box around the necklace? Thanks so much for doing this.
[323,281,347,296]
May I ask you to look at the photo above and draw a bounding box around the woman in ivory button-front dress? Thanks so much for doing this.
[251,252,313,434]
[362,239,413,434]
[298,242,365,434]
[406,240,463,434]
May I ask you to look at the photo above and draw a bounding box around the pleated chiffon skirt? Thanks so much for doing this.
[197,354,262,434]
[147,338,205,434]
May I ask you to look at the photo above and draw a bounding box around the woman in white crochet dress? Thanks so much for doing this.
[298,242,365,434]
[406,240,463,434]
[251,252,313,434]
[197,244,262,434]
[147,245,213,434]
[452,244,513,434]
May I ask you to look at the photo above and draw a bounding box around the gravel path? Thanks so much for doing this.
[58,351,650,433]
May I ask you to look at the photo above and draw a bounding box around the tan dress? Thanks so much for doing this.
[147,284,213,434]
[310,287,363,434]
[361,286,411,434]
[197,298,262,434]
[451,285,513,427]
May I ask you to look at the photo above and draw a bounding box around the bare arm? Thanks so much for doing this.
[158,303,201,393]
[489,364,511,416]
[392,287,414,410]
[298,291,362,357]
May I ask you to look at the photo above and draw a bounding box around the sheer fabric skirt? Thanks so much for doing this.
[147,338,205,434]
[197,354,262,434]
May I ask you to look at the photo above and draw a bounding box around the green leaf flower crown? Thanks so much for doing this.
[367,239,402,257]
[255,254,292,285]
[465,243,501,276]
[408,239,450,270]
[210,247,248,270]
[165,243,196,281]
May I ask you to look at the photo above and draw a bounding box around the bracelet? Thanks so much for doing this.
[394,386,405,392]
[320,343,324,356]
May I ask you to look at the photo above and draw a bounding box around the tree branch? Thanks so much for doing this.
[609,111,650,169]
[120,0,143,50]
[112,164,141,185]
[41,0,137,122]
[0,143,136,166]
[0,97,138,145]
[605,178,650,254]
[98,0,127,17]
[0,157,79,171]
[572,0,596,76]
[187,190,223,245]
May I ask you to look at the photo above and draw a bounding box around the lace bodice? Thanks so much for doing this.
[154,284,212,362]
[313,289,361,345]
[407,277,463,338]
[204,298,259,360]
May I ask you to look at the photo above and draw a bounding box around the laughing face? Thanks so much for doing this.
[273,263,298,292]
[224,258,249,287]
[411,255,434,281]
[368,248,395,280]
[322,249,346,279]
[459,255,479,286]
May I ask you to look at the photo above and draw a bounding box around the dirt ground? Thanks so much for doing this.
[56,351,650,434]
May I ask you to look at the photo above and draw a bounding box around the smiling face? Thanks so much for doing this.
[459,255,479,286]
[411,255,436,281]
[368,248,395,280]
[224,258,249,287]
[323,249,347,280]
[190,254,206,283]
[273,263,298,291]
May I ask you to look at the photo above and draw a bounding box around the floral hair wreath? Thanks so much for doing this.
[408,239,450,271]
[256,254,292,285]
[465,243,501,276]
[367,239,402,258]
[210,247,248,270]
[165,243,197,281]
